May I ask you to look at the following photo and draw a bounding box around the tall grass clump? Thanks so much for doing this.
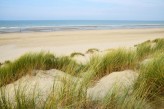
[85,48,137,80]
[0,52,56,86]
[55,56,84,75]
[152,38,164,51]
[0,84,39,109]
[0,88,11,109]
[34,77,87,109]
[86,48,99,54]
[98,89,151,109]
[70,52,85,57]
[0,52,82,86]
[97,49,137,77]
[136,41,152,60]
[135,38,164,60]
[134,55,164,101]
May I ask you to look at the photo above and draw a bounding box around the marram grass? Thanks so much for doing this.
[84,48,138,80]
[70,52,85,57]
[0,38,164,109]
[0,52,55,86]
[86,48,99,54]
[134,55,164,99]
[0,52,82,86]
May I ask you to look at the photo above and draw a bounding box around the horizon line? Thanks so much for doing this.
[0,20,164,21]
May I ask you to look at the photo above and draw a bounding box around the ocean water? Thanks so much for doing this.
[0,20,164,33]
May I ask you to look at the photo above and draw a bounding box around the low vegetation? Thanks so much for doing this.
[0,38,163,109]
[0,52,82,86]
[135,55,164,99]
[70,52,85,57]
[86,48,99,54]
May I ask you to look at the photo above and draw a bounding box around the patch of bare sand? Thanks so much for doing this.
[0,28,164,62]
[87,70,138,100]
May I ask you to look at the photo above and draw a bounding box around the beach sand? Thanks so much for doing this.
[0,28,164,62]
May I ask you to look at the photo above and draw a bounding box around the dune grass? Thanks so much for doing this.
[70,52,85,57]
[136,38,164,60]
[0,52,82,86]
[84,48,138,81]
[136,41,152,60]
[0,38,164,109]
[134,55,164,100]
[152,38,164,51]
[0,52,55,86]
[86,48,99,54]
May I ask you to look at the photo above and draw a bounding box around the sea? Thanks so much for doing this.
[0,20,164,33]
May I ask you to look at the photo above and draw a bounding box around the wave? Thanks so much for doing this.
[0,24,164,33]
[1,24,164,29]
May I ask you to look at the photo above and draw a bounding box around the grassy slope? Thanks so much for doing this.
[0,38,163,109]
[0,52,82,86]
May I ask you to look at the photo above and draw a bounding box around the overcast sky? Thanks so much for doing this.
[0,0,164,20]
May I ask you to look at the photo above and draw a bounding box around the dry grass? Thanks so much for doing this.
[0,38,164,109]
[70,52,85,57]
[86,48,99,54]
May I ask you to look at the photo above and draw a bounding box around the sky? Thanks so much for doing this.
[0,0,164,20]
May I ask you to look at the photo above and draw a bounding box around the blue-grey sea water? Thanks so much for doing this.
[0,20,164,33]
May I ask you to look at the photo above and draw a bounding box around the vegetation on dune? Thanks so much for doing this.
[0,52,55,86]
[70,52,85,57]
[135,55,164,100]
[0,38,164,109]
[86,48,99,54]
[136,38,164,60]
[84,48,137,80]
[152,38,164,51]
[0,52,82,86]
[136,41,152,60]
[55,55,85,75]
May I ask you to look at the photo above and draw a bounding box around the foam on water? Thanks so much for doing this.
[0,20,164,33]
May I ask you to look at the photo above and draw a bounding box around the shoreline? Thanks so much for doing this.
[0,28,164,62]
[1,27,164,34]
[1,20,164,34]
[1,27,164,35]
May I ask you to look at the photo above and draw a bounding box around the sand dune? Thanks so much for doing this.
[1,69,138,107]
[87,70,138,100]
[1,69,81,107]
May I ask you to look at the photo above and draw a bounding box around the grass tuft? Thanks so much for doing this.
[86,48,99,54]
[0,52,82,86]
[70,52,85,57]
[86,48,137,79]
[135,55,164,99]
[0,38,164,109]
[136,41,152,60]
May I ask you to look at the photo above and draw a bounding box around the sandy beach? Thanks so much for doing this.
[0,28,164,62]
[1,0,164,108]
